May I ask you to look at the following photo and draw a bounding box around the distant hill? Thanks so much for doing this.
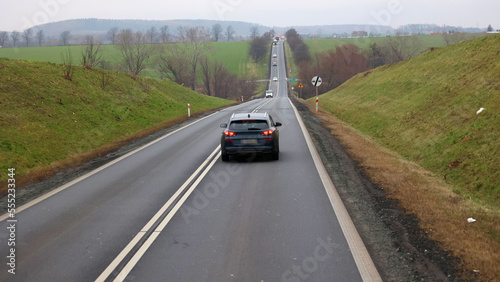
[16,18,394,43]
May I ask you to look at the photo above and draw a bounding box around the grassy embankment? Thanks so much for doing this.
[0,58,234,190]
[303,34,499,280]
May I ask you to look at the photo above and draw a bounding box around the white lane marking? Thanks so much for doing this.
[102,100,269,281]
[253,99,272,113]
[0,112,223,222]
[95,146,220,282]
[112,151,222,282]
[289,98,382,282]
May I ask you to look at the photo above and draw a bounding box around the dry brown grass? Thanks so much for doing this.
[296,98,500,281]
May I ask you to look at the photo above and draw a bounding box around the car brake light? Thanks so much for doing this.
[261,130,274,136]
[225,131,237,137]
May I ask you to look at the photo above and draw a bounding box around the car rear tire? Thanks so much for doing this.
[221,151,229,162]
[271,152,279,160]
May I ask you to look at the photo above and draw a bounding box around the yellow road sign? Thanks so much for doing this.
[298,83,303,88]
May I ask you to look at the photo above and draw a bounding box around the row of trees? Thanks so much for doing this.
[0,23,239,48]
[285,28,431,98]
[0,29,73,47]
[68,26,257,100]
[248,29,275,63]
[286,29,311,64]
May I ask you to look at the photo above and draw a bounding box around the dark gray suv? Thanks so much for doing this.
[220,112,282,161]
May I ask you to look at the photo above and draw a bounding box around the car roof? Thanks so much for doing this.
[231,112,269,120]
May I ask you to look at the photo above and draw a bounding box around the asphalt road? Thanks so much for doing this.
[0,40,380,281]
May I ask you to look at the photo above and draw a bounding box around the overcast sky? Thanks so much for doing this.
[2,0,500,31]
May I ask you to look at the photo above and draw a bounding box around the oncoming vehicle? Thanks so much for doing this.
[220,112,282,161]
[273,77,278,81]
[265,90,273,98]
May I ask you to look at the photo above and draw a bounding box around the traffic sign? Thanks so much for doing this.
[311,76,322,87]
[290,78,296,82]
[298,83,303,88]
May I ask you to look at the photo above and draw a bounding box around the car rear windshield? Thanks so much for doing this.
[229,120,268,130]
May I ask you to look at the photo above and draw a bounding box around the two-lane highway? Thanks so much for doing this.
[1,40,380,281]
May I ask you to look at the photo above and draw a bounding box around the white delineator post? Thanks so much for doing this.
[311,76,322,112]
[188,103,191,117]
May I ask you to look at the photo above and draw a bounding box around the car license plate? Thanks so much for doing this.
[241,139,258,145]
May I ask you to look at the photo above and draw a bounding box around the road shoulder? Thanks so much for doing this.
[290,96,463,281]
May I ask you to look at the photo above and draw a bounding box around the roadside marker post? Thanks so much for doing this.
[188,103,191,117]
[311,76,322,112]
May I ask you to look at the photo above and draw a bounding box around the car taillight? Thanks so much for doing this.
[261,130,274,136]
[225,131,237,137]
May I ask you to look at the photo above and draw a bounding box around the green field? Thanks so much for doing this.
[0,57,234,184]
[303,34,486,60]
[0,41,270,80]
[309,34,500,205]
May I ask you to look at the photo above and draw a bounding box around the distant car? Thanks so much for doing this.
[273,61,277,66]
[220,112,282,161]
[273,53,277,58]
[265,90,273,98]
[273,77,278,81]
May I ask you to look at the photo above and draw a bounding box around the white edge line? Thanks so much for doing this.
[0,111,221,222]
[289,98,382,282]
[113,151,221,282]
[94,146,220,282]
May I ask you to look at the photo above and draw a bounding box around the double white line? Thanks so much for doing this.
[96,146,221,282]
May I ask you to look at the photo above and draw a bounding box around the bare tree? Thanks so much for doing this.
[107,27,119,44]
[0,32,9,47]
[379,35,423,63]
[226,25,235,41]
[10,31,20,47]
[249,35,268,63]
[212,23,222,42]
[442,32,467,46]
[200,55,258,100]
[36,30,44,46]
[212,63,234,99]
[22,28,33,47]
[199,56,213,96]
[157,45,192,85]
[61,48,74,82]
[177,26,212,90]
[59,31,72,46]
[250,25,259,39]
[146,26,157,43]
[116,29,157,76]
[160,25,170,43]
[81,35,103,69]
